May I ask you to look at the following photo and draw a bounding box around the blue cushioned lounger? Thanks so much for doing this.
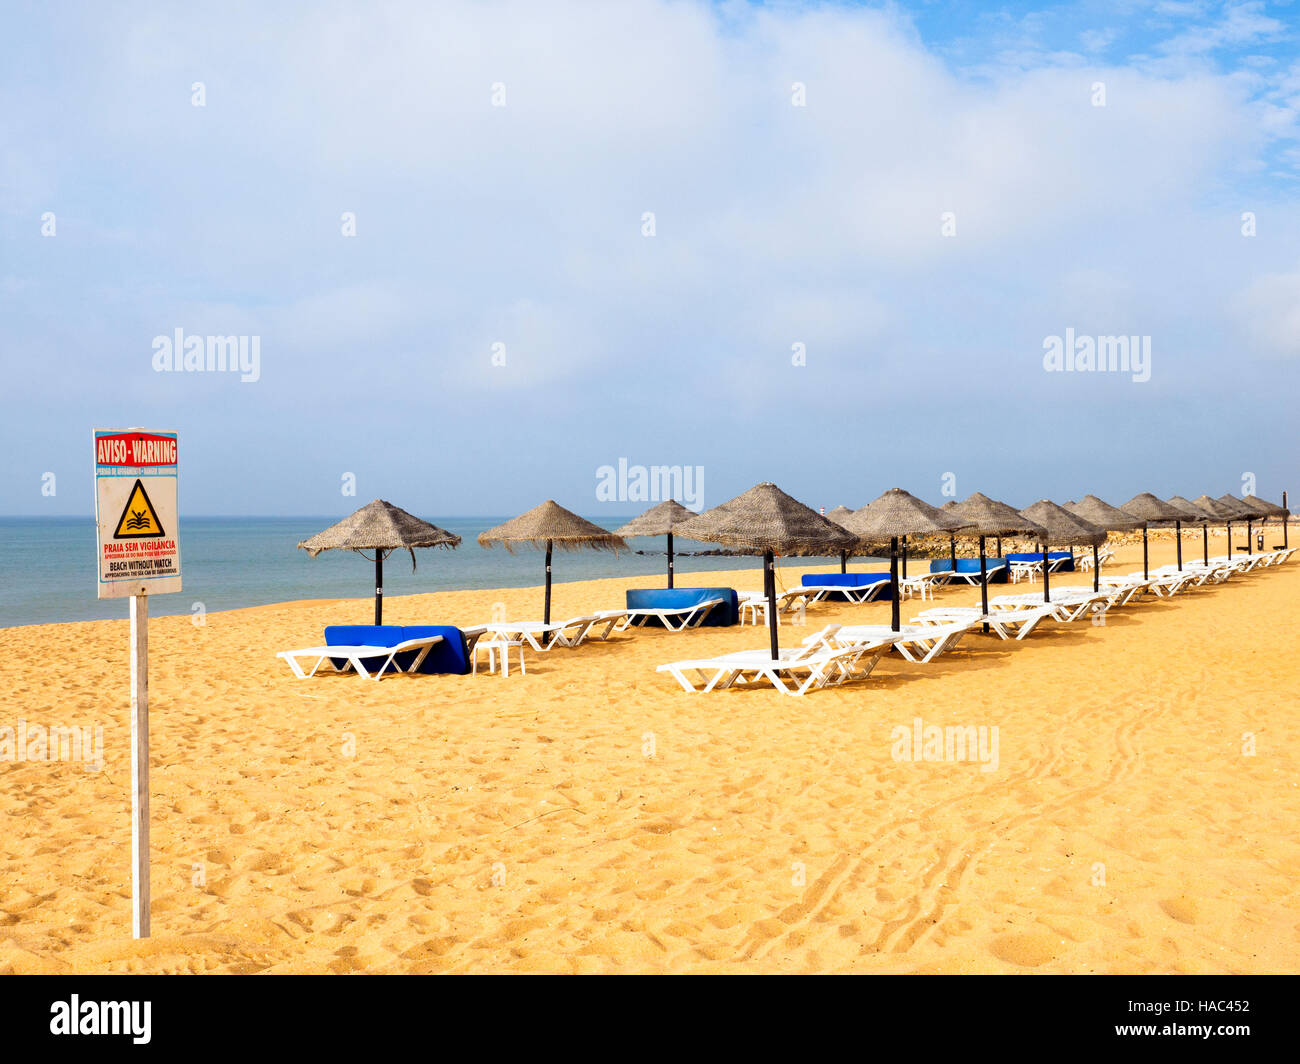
[325,624,473,675]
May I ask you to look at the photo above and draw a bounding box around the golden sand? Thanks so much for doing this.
[1,535,1297,974]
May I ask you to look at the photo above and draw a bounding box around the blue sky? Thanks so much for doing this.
[3,0,1297,519]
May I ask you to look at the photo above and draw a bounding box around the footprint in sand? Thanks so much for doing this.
[989,931,1066,968]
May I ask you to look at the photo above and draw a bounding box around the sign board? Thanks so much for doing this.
[94,430,181,598]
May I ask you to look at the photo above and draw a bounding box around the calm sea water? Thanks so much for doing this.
[0,517,864,628]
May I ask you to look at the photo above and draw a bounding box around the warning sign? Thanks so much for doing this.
[114,480,167,539]
[95,430,181,599]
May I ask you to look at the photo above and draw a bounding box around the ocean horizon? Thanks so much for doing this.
[0,516,871,628]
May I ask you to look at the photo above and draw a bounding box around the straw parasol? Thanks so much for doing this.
[613,499,697,588]
[840,489,970,631]
[1018,500,1106,603]
[479,501,626,623]
[945,493,1045,628]
[1119,493,1187,578]
[1190,494,1242,561]
[1063,495,1142,589]
[826,505,857,573]
[297,499,462,624]
[1241,493,1289,550]
[674,482,859,659]
[1166,496,1212,569]
[1221,493,1272,556]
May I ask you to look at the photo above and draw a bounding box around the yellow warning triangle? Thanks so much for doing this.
[113,479,167,539]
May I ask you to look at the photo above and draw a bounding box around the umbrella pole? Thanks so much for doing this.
[949,536,957,575]
[1202,523,1208,565]
[1175,520,1182,571]
[764,550,779,660]
[544,540,553,625]
[840,550,847,575]
[1041,540,1051,604]
[1227,523,1232,560]
[889,537,900,633]
[1142,525,1149,580]
[901,536,908,580]
[667,532,674,588]
[1247,519,1253,555]
[1285,492,1290,549]
[375,552,383,625]
[1092,543,1099,592]
[979,536,989,635]
[995,536,1001,558]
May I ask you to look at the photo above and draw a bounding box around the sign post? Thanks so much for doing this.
[94,429,181,939]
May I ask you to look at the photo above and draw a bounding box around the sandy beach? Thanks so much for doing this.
[1,534,1297,974]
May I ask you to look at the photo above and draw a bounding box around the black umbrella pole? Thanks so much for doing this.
[890,537,901,633]
[544,542,553,625]
[1041,541,1051,604]
[667,533,674,589]
[764,550,779,660]
[1227,523,1232,560]
[1175,521,1182,571]
[979,536,989,634]
[375,554,383,625]
[949,536,957,574]
[1202,524,1208,565]
[1143,526,1149,580]
[840,551,847,575]
[1247,520,1253,555]
[901,536,908,580]
[1285,492,1290,548]
[1092,543,1100,592]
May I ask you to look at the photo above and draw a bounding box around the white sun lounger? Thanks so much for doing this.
[797,580,893,605]
[277,635,443,681]
[474,615,605,651]
[616,597,724,631]
[832,621,974,663]
[899,571,951,601]
[914,604,1056,640]
[656,625,897,695]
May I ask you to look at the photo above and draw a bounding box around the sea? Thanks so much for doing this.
[0,517,869,628]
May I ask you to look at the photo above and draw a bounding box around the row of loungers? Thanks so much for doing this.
[657,547,1294,696]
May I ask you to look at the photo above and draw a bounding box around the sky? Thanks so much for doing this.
[3,0,1298,519]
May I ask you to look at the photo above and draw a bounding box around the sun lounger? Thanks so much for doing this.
[898,570,951,600]
[277,635,443,681]
[738,588,821,624]
[473,616,603,651]
[914,604,1056,640]
[618,597,724,631]
[832,621,973,663]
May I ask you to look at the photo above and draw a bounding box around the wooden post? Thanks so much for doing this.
[544,540,553,624]
[978,536,989,635]
[666,532,674,588]
[130,593,150,938]
[839,550,846,574]
[889,536,900,632]
[764,550,779,660]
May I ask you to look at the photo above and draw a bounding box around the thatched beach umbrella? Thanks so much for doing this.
[1191,495,1239,560]
[479,501,626,624]
[1216,494,1263,556]
[1119,493,1187,579]
[826,506,857,573]
[674,482,858,660]
[840,489,970,632]
[1165,496,1211,569]
[298,499,462,624]
[1018,500,1106,604]
[945,493,1044,629]
[1064,495,1144,587]
[614,499,697,588]
[1241,494,1289,549]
